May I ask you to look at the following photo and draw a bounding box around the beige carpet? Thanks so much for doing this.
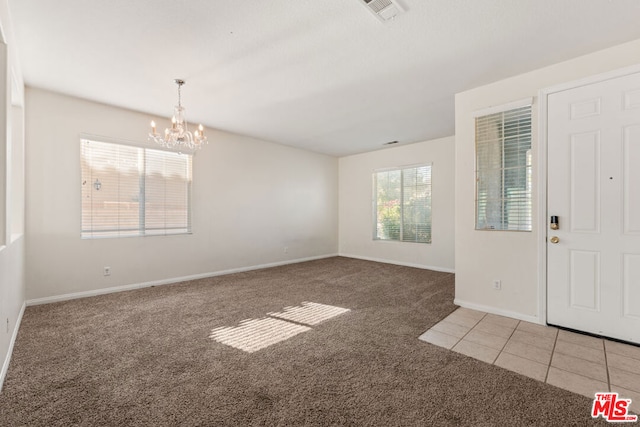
[0,257,606,426]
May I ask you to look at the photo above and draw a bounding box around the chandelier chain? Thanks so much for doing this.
[176,80,182,108]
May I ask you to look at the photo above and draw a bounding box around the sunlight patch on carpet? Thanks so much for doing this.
[267,302,350,326]
[209,317,311,353]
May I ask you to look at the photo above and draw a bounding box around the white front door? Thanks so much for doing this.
[547,71,640,345]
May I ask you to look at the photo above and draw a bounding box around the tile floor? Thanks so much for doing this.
[419,307,640,414]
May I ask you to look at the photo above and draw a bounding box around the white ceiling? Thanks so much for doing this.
[8,0,640,156]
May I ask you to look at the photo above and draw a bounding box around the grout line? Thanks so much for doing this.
[465,313,486,331]
[469,318,518,340]
[429,310,640,396]
[449,311,487,351]
[553,336,608,362]
[544,327,559,383]
[603,339,611,392]
[459,313,488,339]
[492,320,521,365]
[453,312,512,364]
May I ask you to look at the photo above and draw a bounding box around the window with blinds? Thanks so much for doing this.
[373,164,432,243]
[81,139,192,238]
[475,103,532,231]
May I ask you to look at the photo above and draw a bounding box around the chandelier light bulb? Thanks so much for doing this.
[148,79,208,151]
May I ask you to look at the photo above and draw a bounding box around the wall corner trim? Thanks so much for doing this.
[339,253,455,273]
[453,298,542,325]
[471,97,534,118]
[0,302,26,393]
[25,254,340,307]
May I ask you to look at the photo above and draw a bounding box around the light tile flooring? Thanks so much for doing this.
[419,308,640,414]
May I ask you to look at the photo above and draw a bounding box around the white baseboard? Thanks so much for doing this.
[0,302,26,393]
[339,253,455,274]
[453,298,542,325]
[26,254,339,306]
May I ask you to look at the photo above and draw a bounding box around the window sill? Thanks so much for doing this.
[373,239,431,245]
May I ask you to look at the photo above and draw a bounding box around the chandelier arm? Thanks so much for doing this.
[149,79,208,151]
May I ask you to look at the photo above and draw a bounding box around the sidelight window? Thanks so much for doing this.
[475,102,532,231]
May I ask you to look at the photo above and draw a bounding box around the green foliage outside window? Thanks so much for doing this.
[373,165,431,244]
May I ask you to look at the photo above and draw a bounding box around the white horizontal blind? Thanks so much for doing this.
[373,164,432,243]
[475,105,532,231]
[81,139,192,238]
[144,148,191,235]
[81,141,141,237]
[402,165,432,242]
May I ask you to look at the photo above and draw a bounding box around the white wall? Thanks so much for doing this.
[455,38,640,322]
[0,237,25,389]
[339,137,455,272]
[25,87,338,301]
[0,0,26,392]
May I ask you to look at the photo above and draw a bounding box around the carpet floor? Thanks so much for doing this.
[0,257,607,426]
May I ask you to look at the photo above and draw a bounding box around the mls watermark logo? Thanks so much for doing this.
[592,392,638,423]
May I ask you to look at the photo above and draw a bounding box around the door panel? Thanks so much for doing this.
[624,88,640,110]
[623,254,640,319]
[547,71,640,345]
[569,250,600,311]
[570,131,600,233]
[624,126,640,234]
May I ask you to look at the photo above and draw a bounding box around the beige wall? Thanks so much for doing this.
[25,88,339,301]
[339,136,455,271]
[455,38,640,322]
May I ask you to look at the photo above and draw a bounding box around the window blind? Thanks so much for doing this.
[144,148,191,235]
[373,164,432,243]
[475,104,532,231]
[402,165,432,242]
[81,139,192,238]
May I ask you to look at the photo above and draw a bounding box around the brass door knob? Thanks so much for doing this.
[550,236,560,244]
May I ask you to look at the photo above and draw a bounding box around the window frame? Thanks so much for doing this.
[474,98,533,232]
[372,163,432,244]
[80,137,193,239]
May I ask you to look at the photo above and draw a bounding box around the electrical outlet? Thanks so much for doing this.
[493,280,501,290]
[104,267,111,276]
[283,247,288,253]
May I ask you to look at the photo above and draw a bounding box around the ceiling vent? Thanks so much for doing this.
[360,0,405,22]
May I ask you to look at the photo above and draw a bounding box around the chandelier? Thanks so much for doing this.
[149,79,208,150]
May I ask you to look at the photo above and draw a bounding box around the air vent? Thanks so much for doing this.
[361,0,405,22]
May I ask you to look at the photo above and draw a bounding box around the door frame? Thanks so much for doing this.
[537,63,640,325]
